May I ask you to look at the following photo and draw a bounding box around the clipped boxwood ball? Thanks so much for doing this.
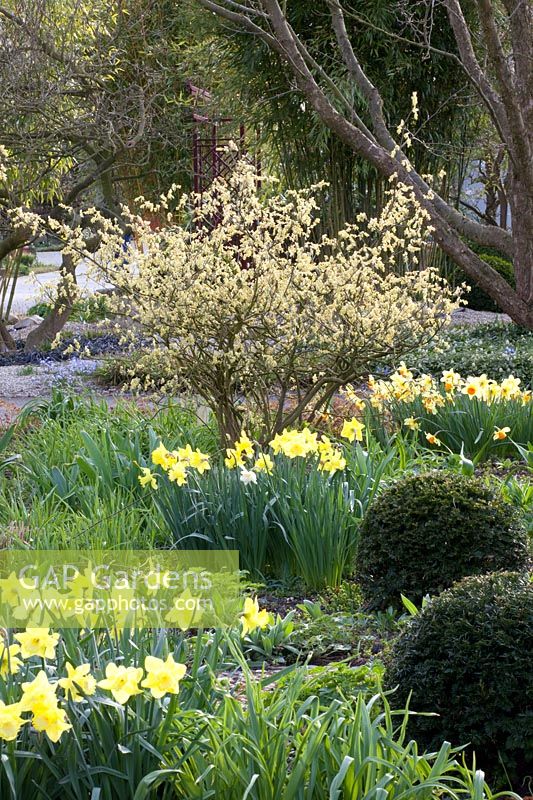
[386,572,533,791]
[357,471,528,609]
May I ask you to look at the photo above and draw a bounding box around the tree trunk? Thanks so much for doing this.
[0,320,16,351]
[508,175,533,311]
[24,252,77,351]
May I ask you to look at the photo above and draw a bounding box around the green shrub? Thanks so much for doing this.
[463,253,515,312]
[410,322,533,387]
[386,572,533,792]
[27,300,52,317]
[357,471,528,609]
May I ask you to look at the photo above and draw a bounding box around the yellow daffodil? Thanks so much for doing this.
[59,662,96,702]
[254,453,274,473]
[283,437,308,458]
[0,643,22,677]
[15,628,59,660]
[500,374,521,399]
[141,654,186,699]
[403,417,420,431]
[168,461,188,485]
[178,445,211,474]
[151,442,176,470]
[241,597,271,637]
[493,426,511,441]
[32,703,71,742]
[0,572,24,605]
[20,670,57,713]
[138,467,158,489]
[225,448,245,469]
[268,429,318,458]
[440,370,461,392]
[97,663,143,704]
[235,432,254,459]
[425,432,442,446]
[0,701,26,741]
[341,417,365,443]
[319,450,346,474]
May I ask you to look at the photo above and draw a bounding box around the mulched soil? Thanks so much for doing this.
[0,334,125,367]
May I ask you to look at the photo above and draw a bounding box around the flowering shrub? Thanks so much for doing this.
[85,160,459,444]
[360,364,532,461]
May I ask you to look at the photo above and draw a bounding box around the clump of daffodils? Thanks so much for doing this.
[0,602,273,744]
[85,160,460,444]
[138,442,211,489]
[140,424,365,490]
[365,364,530,413]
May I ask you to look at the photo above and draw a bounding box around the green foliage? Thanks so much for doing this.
[282,662,385,707]
[461,253,515,312]
[27,294,111,322]
[386,572,533,792]
[0,624,515,799]
[16,252,37,275]
[2,392,218,549]
[148,437,436,589]
[497,473,533,541]
[410,322,533,386]
[357,471,529,609]
[151,457,360,589]
[288,602,399,664]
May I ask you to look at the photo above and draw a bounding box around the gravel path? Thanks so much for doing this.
[450,308,511,325]
[0,358,102,400]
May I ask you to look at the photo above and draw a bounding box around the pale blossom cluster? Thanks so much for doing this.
[83,161,460,442]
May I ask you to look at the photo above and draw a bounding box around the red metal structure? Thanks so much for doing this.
[187,81,260,199]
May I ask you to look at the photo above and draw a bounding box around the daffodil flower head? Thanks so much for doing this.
[141,654,186,699]
[240,596,271,636]
[167,461,188,485]
[15,628,60,660]
[32,702,71,742]
[341,417,365,443]
[20,669,58,713]
[151,442,177,470]
[254,453,274,473]
[139,467,158,489]
[59,662,96,702]
[97,662,143,705]
[493,426,511,441]
[0,701,26,741]
[0,643,22,677]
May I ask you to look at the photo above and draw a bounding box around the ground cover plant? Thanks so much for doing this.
[410,323,533,387]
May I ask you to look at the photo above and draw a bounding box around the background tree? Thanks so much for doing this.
[193,0,473,238]
[0,0,191,349]
[195,0,533,328]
